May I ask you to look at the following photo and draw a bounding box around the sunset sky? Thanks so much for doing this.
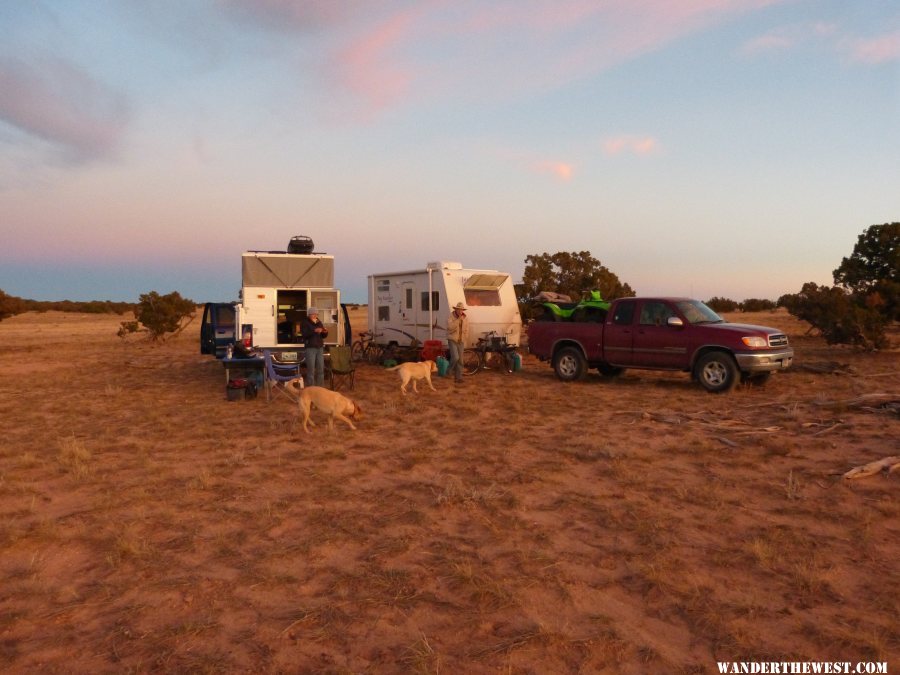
[1,1,898,304]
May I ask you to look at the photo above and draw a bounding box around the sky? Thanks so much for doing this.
[1,0,898,305]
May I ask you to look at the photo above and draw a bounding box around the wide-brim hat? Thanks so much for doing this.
[452,302,466,311]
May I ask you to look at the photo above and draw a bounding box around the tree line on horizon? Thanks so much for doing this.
[2,222,897,349]
[0,292,135,321]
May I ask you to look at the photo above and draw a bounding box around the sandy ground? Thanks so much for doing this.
[0,309,897,673]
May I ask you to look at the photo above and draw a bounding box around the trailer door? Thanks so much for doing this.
[401,281,419,343]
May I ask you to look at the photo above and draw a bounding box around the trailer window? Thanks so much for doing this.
[377,279,390,292]
[421,291,439,312]
[464,289,501,306]
[405,288,413,309]
[378,306,390,321]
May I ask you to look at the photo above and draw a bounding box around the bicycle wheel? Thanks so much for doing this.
[462,349,482,376]
[350,341,365,362]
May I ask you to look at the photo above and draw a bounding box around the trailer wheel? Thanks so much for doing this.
[694,351,739,393]
[553,346,587,382]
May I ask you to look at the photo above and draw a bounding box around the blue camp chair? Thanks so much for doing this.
[263,350,303,402]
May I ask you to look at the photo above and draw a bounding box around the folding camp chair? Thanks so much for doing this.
[328,345,356,391]
[263,350,303,402]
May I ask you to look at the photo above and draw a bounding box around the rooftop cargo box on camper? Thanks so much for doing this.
[367,261,522,349]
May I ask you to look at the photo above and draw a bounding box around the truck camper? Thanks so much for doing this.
[367,261,522,350]
[200,237,349,357]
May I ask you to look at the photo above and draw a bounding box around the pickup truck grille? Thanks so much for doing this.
[768,334,789,347]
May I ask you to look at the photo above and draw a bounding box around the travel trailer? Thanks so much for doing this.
[367,261,522,349]
[201,237,348,357]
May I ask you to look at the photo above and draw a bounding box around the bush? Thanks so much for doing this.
[0,289,25,322]
[784,223,897,351]
[133,291,197,341]
[782,283,888,350]
[706,297,739,312]
[740,298,776,312]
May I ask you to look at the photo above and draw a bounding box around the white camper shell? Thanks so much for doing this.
[368,262,522,349]
[237,251,344,349]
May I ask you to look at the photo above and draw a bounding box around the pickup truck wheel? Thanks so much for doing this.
[553,346,587,382]
[694,352,739,393]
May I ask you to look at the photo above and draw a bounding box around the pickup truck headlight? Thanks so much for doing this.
[741,336,768,348]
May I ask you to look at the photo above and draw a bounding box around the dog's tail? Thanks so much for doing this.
[384,365,401,371]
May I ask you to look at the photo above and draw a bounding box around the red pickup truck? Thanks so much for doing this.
[526,297,793,392]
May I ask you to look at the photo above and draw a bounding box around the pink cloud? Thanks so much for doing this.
[532,160,575,180]
[844,30,900,64]
[330,6,424,114]
[603,135,660,156]
[315,0,788,117]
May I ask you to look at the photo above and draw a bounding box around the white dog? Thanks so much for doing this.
[385,360,438,395]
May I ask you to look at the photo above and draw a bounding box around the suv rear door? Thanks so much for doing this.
[200,303,235,357]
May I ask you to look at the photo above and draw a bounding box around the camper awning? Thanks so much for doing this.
[464,273,508,290]
[242,254,334,288]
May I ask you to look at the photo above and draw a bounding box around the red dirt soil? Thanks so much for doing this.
[0,309,897,673]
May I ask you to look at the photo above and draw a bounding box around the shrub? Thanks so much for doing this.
[706,297,739,312]
[740,298,776,312]
[784,223,898,350]
[782,283,888,350]
[0,289,25,322]
[133,291,197,341]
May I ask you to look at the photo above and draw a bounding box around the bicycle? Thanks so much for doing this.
[462,331,517,376]
[350,330,385,364]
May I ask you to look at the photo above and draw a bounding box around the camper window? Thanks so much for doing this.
[421,291,439,312]
[378,306,390,321]
[405,288,413,309]
[463,289,501,307]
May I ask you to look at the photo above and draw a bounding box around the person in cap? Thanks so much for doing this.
[446,301,469,383]
[301,308,328,387]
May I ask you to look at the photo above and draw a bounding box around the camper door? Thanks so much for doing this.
[241,288,276,347]
[310,290,342,346]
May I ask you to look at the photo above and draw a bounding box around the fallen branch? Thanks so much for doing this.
[795,361,857,375]
[842,456,900,480]
[815,393,900,411]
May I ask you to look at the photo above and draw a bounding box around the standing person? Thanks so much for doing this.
[446,301,468,384]
[301,308,328,387]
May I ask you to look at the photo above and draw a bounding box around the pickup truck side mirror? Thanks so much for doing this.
[667,316,684,328]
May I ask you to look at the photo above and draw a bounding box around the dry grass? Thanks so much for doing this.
[0,309,897,673]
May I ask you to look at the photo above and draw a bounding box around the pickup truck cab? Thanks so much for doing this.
[527,297,793,392]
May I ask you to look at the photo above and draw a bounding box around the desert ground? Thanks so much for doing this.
[1,307,897,673]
